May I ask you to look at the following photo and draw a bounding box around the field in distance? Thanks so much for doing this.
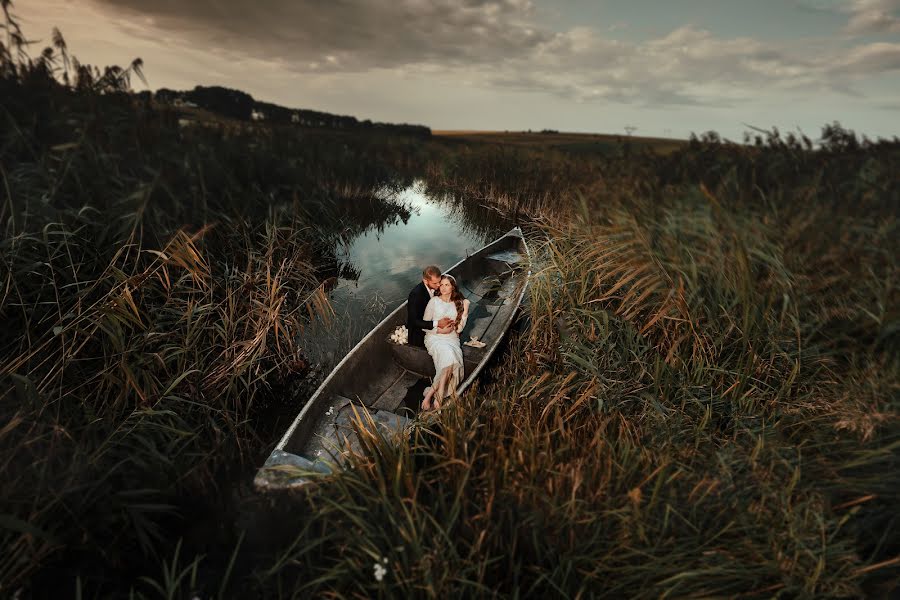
[432,129,686,155]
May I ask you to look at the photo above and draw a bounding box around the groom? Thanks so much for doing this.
[407,265,454,348]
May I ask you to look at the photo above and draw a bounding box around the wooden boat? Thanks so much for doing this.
[255,227,530,491]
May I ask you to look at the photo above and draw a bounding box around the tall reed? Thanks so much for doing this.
[0,5,432,594]
[2,1,897,595]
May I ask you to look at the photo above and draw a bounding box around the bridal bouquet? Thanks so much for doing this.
[390,325,408,345]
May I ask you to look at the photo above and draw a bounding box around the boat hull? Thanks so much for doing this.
[255,227,530,490]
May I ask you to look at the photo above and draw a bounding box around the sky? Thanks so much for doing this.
[14,0,900,140]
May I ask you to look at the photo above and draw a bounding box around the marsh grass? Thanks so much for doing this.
[2,2,898,596]
[249,126,898,599]
[0,6,434,595]
[253,191,897,597]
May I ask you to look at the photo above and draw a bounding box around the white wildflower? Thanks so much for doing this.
[373,561,388,582]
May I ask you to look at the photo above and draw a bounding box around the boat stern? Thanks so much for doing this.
[253,449,333,492]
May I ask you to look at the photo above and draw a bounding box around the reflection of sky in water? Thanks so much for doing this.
[300,182,508,365]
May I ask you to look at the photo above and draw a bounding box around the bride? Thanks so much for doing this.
[421,274,470,411]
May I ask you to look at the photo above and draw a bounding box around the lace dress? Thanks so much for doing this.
[423,296,469,396]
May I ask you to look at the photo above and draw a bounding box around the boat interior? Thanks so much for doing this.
[256,230,528,488]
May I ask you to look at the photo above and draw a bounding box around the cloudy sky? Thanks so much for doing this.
[16,0,900,139]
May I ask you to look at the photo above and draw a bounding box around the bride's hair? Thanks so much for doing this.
[441,275,465,328]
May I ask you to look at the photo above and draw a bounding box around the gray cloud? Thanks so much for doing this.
[797,0,900,32]
[89,0,900,109]
[830,41,900,72]
[484,26,821,108]
[844,0,900,34]
[94,0,551,71]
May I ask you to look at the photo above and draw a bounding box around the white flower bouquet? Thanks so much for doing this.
[390,325,408,345]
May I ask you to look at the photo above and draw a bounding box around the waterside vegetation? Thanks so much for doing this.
[1,5,898,597]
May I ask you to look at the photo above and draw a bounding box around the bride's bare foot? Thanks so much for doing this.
[421,387,434,411]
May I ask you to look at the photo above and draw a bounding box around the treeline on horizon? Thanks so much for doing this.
[151,84,432,138]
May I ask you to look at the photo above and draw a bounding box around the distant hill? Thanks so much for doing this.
[149,85,431,138]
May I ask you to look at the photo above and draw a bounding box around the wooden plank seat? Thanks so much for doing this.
[485,249,525,266]
[389,343,435,378]
[388,341,481,381]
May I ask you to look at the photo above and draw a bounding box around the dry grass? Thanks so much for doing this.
[254,152,898,597]
[2,2,898,597]
[432,129,685,153]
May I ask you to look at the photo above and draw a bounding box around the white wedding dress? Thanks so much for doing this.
[423,296,469,397]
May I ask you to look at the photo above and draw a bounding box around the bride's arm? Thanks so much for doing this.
[423,297,437,332]
[456,299,470,333]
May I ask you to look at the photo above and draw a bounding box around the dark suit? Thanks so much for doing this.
[407,281,434,348]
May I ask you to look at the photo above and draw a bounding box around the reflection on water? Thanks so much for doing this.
[299,180,512,367]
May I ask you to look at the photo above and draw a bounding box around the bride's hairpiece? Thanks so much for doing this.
[442,273,457,284]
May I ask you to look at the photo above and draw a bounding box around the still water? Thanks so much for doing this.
[299,181,513,367]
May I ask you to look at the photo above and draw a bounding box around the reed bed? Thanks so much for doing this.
[0,7,431,595]
[249,130,898,599]
[2,3,898,596]
[250,179,897,597]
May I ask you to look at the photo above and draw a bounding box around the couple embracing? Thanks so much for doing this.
[407,266,470,411]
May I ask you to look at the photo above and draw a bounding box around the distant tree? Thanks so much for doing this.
[185,85,254,120]
[154,87,180,103]
[624,125,637,136]
[700,130,721,144]
[820,121,860,152]
[254,100,293,123]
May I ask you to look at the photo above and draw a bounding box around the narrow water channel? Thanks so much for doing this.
[244,181,515,539]
[299,181,513,368]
